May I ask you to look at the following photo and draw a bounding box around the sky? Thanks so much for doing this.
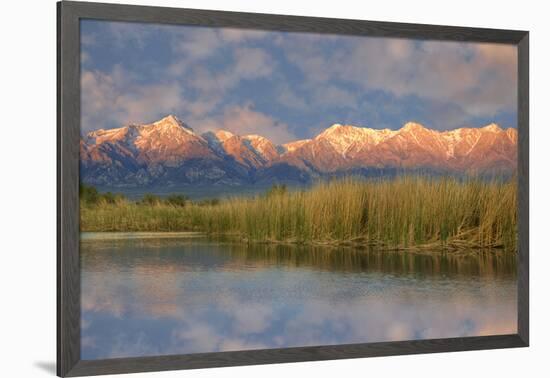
[81,20,518,144]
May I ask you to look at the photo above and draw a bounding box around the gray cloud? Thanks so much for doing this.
[276,82,308,110]
[81,21,517,139]
[282,34,517,121]
[186,46,275,95]
[174,28,222,61]
[81,66,184,133]
[80,24,287,138]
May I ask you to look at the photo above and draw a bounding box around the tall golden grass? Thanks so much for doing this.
[80,176,517,251]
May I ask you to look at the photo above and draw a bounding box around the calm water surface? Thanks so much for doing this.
[80,233,517,359]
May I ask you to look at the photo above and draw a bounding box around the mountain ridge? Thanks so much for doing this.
[80,115,517,188]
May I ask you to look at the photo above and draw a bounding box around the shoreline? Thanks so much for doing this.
[80,230,516,253]
[80,231,205,241]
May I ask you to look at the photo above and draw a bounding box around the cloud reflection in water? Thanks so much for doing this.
[80,236,517,359]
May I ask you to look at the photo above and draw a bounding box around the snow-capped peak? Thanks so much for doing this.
[156,114,182,124]
[326,123,344,130]
[401,122,427,132]
[156,115,187,129]
[319,123,366,137]
[153,114,193,132]
[243,134,265,141]
[319,124,361,138]
[214,130,234,142]
[82,116,518,180]
[85,125,135,145]
[282,139,311,153]
[316,123,397,155]
[481,123,502,133]
[243,134,277,158]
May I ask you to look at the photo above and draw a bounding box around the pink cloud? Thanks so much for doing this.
[173,27,270,62]
[81,66,184,133]
[193,104,296,144]
[219,28,270,43]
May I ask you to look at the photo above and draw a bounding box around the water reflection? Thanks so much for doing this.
[80,234,517,359]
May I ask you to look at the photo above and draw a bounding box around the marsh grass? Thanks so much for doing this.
[80,176,517,251]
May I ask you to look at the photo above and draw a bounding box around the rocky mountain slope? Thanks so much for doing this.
[80,115,517,188]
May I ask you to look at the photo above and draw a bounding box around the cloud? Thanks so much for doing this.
[276,83,308,110]
[168,26,273,84]
[107,21,157,50]
[81,66,184,133]
[173,27,270,62]
[219,28,270,43]
[283,35,517,122]
[81,238,517,359]
[313,85,358,109]
[108,332,160,359]
[81,20,518,139]
[233,47,274,79]
[230,303,273,334]
[81,46,277,136]
[177,47,276,125]
[174,28,222,61]
[172,324,221,352]
[193,103,295,144]
[81,33,97,47]
[187,47,274,95]
[81,51,90,64]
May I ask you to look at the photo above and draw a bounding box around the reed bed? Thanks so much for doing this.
[80,176,517,251]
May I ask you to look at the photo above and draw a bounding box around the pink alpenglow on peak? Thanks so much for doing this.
[80,116,518,187]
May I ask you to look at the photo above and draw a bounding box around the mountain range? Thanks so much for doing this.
[80,115,517,188]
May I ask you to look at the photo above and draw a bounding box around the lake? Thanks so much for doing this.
[80,233,517,360]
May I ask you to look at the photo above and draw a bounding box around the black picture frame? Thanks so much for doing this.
[57,1,529,376]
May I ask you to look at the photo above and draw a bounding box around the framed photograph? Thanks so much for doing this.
[57,1,529,376]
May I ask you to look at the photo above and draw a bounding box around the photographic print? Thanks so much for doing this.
[78,19,519,361]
